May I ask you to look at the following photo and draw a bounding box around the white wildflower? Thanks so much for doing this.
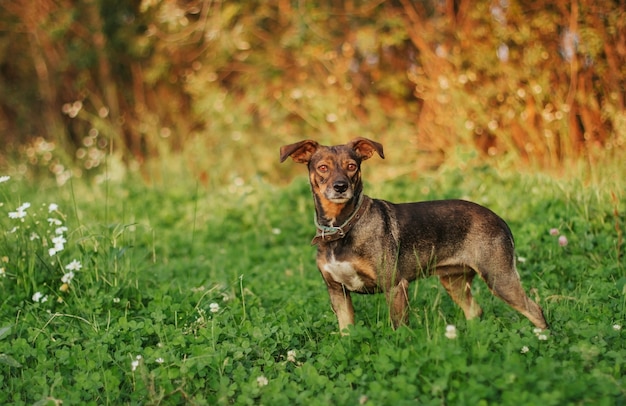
[32,292,48,303]
[445,324,457,339]
[131,357,141,372]
[55,226,68,235]
[48,203,59,213]
[209,302,220,313]
[155,357,164,364]
[0,175,10,183]
[65,259,82,271]
[52,235,66,252]
[47,218,63,226]
[520,346,530,354]
[537,334,548,341]
[9,202,30,219]
[61,271,75,284]
[613,324,621,331]
[256,375,268,387]
[287,350,297,363]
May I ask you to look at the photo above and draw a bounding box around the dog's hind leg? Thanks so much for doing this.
[480,265,548,329]
[438,267,483,320]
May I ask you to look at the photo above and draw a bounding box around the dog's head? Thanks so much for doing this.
[280,138,384,219]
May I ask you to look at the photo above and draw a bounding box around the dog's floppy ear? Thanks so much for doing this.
[348,137,385,160]
[280,140,320,163]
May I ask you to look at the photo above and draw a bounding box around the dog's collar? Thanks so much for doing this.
[311,195,368,245]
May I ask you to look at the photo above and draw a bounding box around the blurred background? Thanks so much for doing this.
[0,0,624,186]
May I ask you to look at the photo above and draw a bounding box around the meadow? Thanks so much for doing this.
[0,158,624,405]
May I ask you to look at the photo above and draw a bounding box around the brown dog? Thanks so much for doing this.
[280,138,547,333]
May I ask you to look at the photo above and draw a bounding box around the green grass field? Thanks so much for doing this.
[0,161,624,405]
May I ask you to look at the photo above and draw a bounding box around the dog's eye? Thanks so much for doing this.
[318,165,329,173]
[347,163,357,171]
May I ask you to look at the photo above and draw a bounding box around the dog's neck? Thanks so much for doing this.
[311,193,368,245]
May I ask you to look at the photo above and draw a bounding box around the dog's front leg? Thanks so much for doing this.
[326,281,354,334]
[388,278,410,329]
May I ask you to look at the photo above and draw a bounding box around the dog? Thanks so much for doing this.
[280,137,548,333]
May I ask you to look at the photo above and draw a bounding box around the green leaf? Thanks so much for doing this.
[0,353,22,368]
[0,325,11,340]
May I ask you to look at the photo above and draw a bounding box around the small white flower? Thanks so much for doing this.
[48,203,59,213]
[256,375,268,387]
[30,233,40,241]
[533,328,543,335]
[65,259,82,271]
[517,256,527,263]
[61,271,75,284]
[52,235,66,252]
[155,357,164,364]
[0,175,10,183]
[287,350,297,363]
[9,203,30,219]
[613,324,622,331]
[209,302,220,313]
[49,248,58,257]
[445,324,457,339]
[52,235,67,246]
[47,218,63,226]
[131,359,140,372]
[32,292,48,303]
[113,297,121,303]
[520,346,530,354]
[55,226,68,235]
[537,334,548,341]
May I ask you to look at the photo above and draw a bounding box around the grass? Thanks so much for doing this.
[0,160,624,405]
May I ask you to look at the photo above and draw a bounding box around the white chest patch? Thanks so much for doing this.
[323,257,365,291]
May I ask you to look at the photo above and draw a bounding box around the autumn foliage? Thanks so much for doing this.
[0,1,624,180]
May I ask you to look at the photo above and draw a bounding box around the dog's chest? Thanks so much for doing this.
[322,256,366,291]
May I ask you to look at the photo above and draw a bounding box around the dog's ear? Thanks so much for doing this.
[348,137,385,160]
[280,140,320,163]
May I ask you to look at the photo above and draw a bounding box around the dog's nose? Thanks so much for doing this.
[333,180,349,193]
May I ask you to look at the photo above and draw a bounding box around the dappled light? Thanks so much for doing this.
[0,0,624,184]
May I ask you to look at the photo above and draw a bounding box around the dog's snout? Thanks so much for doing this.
[333,180,349,193]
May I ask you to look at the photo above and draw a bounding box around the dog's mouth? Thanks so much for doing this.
[325,190,353,204]
[328,197,350,204]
